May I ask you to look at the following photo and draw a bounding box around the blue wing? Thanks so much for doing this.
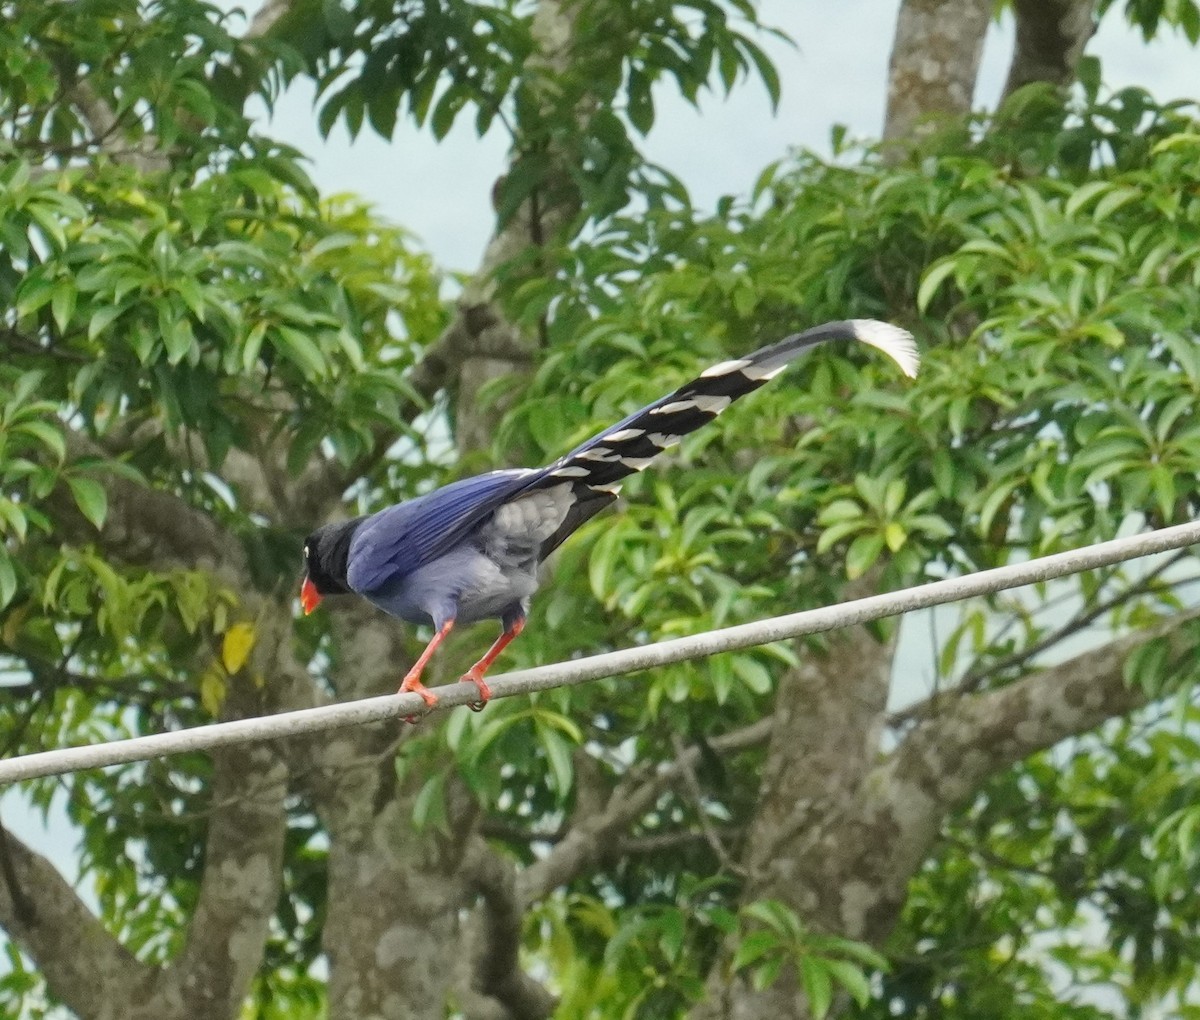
[346,469,533,593]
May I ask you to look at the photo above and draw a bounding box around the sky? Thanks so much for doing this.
[3,0,1199,985]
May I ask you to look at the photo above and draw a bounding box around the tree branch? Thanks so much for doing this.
[63,80,170,174]
[0,826,159,1020]
[437,0,588,458]
[248,0,295,36]
[881,608,1200,819]
[0,824,35,927]
[54,430,247,579]
[518,719,772,904]
[61,0,291,171]
[891,555,1195,727]
[460,838,557,1020]
[671,733,744,876]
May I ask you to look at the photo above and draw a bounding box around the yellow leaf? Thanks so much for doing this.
[200,670,226,717]
[221,621,257,674]
[2,603,29,647]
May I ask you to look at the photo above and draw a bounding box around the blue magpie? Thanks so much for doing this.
[301,320,918,710]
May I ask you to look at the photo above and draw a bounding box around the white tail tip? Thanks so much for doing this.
[849,319,920,379]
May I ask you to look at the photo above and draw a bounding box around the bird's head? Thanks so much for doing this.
[299,518,364,615]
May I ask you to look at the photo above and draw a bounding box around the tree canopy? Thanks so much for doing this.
[1,1,1199,1018]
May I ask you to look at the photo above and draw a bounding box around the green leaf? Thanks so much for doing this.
[627,72,654,135]
[273,326,328,378]
[930,449,955,498]
[817,498,864,525]
[824,959,873,1006]
[0,550,16,609]
[51,282,77,332]
[742,900,801,936]
[1124,636,1171,695]
[366,84,400,139]
[88,303,127,341]
[749,953,785,992]
[845,532,885,579]
[16,276,55,317]
[1094,186,1141,220]
[13,420,65,461]
[731,655,773,695]
[242,320,268,372]
[163,316,195,364]
[431,87,466,140]
[978,479,1019,539]
[816,520,868,555]
[917,259,959,313]
[732,930,781,972]
[539,725,574,798]
[0,499,29,541]
[411,772,449,832]
[66,476,108,530]
[1064,179,1112,217]
[800,957,834,1020]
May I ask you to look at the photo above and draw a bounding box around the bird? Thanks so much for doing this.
[300,319,918,713]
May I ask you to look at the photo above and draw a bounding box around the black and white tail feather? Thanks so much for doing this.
[525,318,918,558]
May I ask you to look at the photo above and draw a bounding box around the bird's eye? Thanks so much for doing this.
[303,545,310,559]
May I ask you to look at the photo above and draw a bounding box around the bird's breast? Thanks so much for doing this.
[366,543,540,627]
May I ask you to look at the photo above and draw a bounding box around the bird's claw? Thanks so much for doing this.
[398,675,438,724]
[459,670,491,712]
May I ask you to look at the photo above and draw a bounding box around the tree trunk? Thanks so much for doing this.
[1002,0,1097,101]
[691,614,897,1020]
[883,0,993,142]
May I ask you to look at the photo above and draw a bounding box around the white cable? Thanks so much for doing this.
[2,519,1199,784]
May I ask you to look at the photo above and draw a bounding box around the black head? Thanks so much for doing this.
[301,517,366,610]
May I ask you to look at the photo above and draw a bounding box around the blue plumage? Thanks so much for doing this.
[346,470,532,593]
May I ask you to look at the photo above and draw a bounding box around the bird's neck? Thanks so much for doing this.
[313,516,366,592]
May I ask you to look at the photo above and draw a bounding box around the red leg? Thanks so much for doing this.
[460,617,525,711]
[398,620,455,719]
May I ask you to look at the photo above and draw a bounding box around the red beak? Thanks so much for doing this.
[300,576,322,615]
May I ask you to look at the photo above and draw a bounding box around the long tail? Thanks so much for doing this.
[543,319,916,492]
[526,319,918,555]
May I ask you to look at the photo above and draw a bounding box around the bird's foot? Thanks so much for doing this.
[458,669,492,712]
[398,673,438,724]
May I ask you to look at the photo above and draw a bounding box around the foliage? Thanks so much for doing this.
[1102,0,1200,43]
[731,900,887,1017]
[274,0,781,227]
[2,1,1200,1019]
[879,696,1200,1019]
